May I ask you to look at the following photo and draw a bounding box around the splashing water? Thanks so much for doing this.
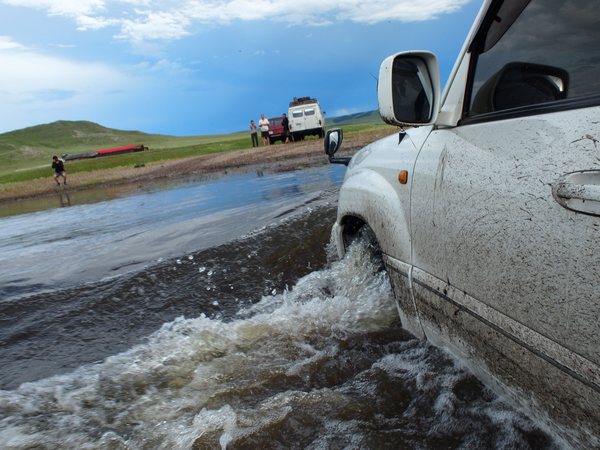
[0,233,559,449]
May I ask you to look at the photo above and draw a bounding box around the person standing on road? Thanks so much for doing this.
[51,155,68,186]
[281,113,291,143]
[258,114,270,146]
[250,120,259,147]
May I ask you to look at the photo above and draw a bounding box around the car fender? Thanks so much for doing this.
[336,167,411,263]
[334,127,431,261]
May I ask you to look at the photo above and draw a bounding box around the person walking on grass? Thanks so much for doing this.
[52,155,68,186]
[250,119,259,147]
[258,114,270,146]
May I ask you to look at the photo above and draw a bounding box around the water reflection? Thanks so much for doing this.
[58,192,71,208]
[262,181,302,201]
[0,183,148,218]
[0,167,345,219]
[0,165,346,300]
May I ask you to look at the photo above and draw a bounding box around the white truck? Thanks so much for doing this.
[288,97,325,141]
[325,0,600,447]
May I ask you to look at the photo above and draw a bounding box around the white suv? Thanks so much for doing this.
[326,0,600,446]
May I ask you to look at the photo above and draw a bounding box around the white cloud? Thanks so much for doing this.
[1,0,105,18]
[337,0,469,23]
[0,36,135,131]
[116,11,192,41]
[0,0,472,41]
[132,58,192,76]
[0,35,27,50]
[76,14,118,31]
[0,45,128,94]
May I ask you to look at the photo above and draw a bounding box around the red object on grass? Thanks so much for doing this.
[63,144,148,161]
[96,145,146,156]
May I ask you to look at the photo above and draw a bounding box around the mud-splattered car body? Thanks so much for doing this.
[328,0,600,446]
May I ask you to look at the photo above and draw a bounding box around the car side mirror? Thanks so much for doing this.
[378,51,441,126]
[324,128,350,166]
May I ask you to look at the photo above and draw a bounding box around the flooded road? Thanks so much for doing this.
[0,166,562,448]
[0,166,344,300]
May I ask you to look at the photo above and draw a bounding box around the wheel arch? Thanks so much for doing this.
[339,214,368,251]
[336,170,411,264]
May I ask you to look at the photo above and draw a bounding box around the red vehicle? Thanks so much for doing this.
[267,116,286,144]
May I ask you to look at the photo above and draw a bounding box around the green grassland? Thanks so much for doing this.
[0,121,248,178]
[0,115,388,185]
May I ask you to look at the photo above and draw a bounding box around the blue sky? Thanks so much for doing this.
[0,0,483,136]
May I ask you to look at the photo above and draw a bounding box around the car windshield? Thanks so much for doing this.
[270,118,282,126]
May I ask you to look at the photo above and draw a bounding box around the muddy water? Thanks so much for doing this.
[0,167,562,449]
[0,166,344,300]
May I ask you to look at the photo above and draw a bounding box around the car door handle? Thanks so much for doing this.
[552,170,600,216]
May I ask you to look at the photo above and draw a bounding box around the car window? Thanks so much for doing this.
[270,118,282,126]
[466,0,600,117]
[292,111,303,118]
[304,109,315,116]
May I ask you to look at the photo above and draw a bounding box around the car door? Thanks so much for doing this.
[410,0,600,372]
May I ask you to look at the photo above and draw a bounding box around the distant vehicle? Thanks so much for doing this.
[325,0,600,446]
[267,116,286,144]
[288,97,325,141]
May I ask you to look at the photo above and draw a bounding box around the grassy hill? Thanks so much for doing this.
[0,117,390,184]
[0,120,160,151]
[326,110,383,127]
[0,120,247,178]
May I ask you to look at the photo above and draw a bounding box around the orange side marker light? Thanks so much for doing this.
[398,170,408,185]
